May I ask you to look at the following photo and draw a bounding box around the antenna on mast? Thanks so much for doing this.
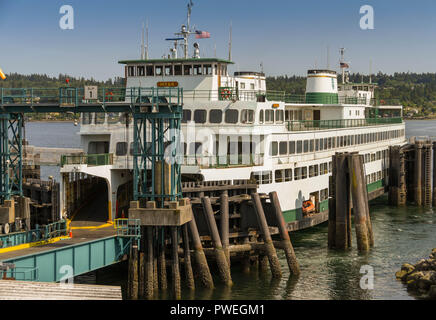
[369,59,372,84]
[228,21,232,61]
[145,19,149,59]
[141,22,145,59]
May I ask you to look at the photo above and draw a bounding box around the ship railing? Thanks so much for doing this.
[60,153,114,167]
[182,153,264,168]
[286,117,403,131]
[0,264,39,281]
[0,87,184,107]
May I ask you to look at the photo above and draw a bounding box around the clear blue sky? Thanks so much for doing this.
[1,0,436,80]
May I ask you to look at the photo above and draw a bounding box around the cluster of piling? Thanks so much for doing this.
[328,152,374,251]
[389,138,436,207]
[126,190,300,300]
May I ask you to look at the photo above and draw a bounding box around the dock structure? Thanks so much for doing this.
[0,280,122,300]
[388,137,436,208]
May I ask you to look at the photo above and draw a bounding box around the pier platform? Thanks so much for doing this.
[0,280,122,300]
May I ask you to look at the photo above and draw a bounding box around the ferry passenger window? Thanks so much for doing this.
[129,142,134,156]
[95,113,105,124]
[155,65,163,76]
[270,142,278,156]
[250,83,255,90]
[303,140,309,153]
[128,66,135,76]
[107,112,120,124]
[294,168,301,180]
[240,83,245,89]
[137,66,145,76]
[285,169,292,181]
[194,110,207,123]
[319,138,324,151]
[265,110,274,122]
[193,65,202,75]
[174,65,182,76]
[209,109,223,124]
[296,141,302,154]
[279,142,287,155]
[289,141,295,154]
[310,139,314,152]
[275,110,284,123]
[302,167,307,179]
[225,109,238,124]
[146,65,154,76]
[275,170,283,183]
[184,65,192,75]
[262,171,272,184]
[165,65,173,76]
[204,64,212,75]
[241,110,254,124]
[259,110,264,123]
[116,142,128,156]
[214,64,218,75]
[315,139,319,151]
[182,110,192,123]
[248,110,254,123]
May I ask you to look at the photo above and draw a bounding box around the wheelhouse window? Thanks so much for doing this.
[137,66,145,76]
[182,110,191,123]
[174,64,182,75]
[193,110,207,123]
[259,110,264,123]
[107,112,120,124]
[128,66,135,76]
[155,65,163,76]
[289,141,296,154]
[279,142,287,155]
[146,65,154,76]
[193,64,202,75]
[184,65,192,75]
[204,64,212,75]
[209,109,223,124]
[275,110,284,123]
[275,169,283,183]
[265,110,274,122]
[165,65,173,76]
[225,109,238,124]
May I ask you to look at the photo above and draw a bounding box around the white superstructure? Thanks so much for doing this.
[60,7,406,226]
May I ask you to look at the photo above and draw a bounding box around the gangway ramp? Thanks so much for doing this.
[0,221,138,283]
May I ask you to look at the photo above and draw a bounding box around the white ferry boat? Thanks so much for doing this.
[60,5,406,229]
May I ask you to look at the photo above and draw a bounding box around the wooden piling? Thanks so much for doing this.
[251,193,282,279]
[138,251,145,299]
[328,154,337,249]
[187,213,214,289]
[359,155,374,247]
[423,144,433,207]
[220,191,230,266]
[433,142,436,207]
[201,196,233,286]
[335,154,349,249]
[144,226,154,300]
[170,227,181,300]
[182,223,195,290]
[153,228,158,292]
[127,244,139,300]
[349,154,370,251]
[414,142,423,206]
[157,227,167,290]
[269,191,300,275]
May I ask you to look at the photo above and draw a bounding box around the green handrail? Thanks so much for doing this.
[286,117,403,131]
[60,153,113,166]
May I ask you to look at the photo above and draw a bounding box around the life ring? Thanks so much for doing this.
[302,200,315,214]
[105,91,114,101]
[220,88,231,100]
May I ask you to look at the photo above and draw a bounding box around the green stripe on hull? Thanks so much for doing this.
[282,179,386,223]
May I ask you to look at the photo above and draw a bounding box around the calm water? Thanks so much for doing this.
[25,120,436,300]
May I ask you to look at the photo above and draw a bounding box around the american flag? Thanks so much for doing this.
[340,62,350,68]
[195,30,211,39]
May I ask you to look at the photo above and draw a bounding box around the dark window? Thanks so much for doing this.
[193,64,202,75]
[82,112,92,125]
[275,170,283,183]
[296,141,303,153]
[225,109,239,124]
[182,110,192,123]
[146,66,154,76]
[204,64,212,75]
[165,65,173,76]
[289,141,296,154]
[279,142,287,155]
[116,142,128,156]
[270,142,278,156]
[194,110,207,123]
[303,140,309,153]
[174,65,182,75]
[209,109,222,123]
[259,110,264,123]
[183,65,192,75]
[137,66,145,76]
[95,113,105,124]
[107,112,119,124]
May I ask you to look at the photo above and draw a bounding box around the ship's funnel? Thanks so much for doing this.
[305,69,338,104]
